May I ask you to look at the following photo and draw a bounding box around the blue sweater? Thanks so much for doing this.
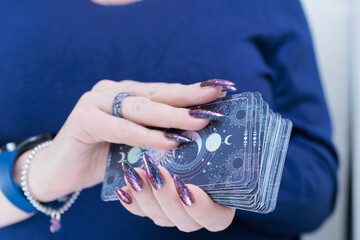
[0,0,337,239]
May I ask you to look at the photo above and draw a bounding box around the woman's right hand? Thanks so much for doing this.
[13,79,231,202]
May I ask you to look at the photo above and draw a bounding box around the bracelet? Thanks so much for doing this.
[0,150,38,213]
[0,134,55,213]
[20,140,82,233]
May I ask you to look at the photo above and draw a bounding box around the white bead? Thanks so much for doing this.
[19,140,81,218]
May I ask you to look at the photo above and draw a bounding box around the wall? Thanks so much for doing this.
[351,0,360,239]
[301,0,351,240]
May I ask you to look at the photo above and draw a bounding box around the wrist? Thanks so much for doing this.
[13,148,64,202]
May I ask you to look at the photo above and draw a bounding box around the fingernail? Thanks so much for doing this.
[121,161,143,192]
[188,109,224,119]
[143,152,164,190]
[164,133,192,143]
[222,85,237,92]
[173,175,194,207]
[200,79,235,88]
[115,187,133,204]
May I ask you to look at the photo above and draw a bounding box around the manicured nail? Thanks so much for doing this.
[173,175,194,207]
[188,109,224,119]
[222,85,237,92]
[115,187,133,204]
[200,79,235,88]
[143,152,164,190]
[121,161,143,192]
[164,133,192,143]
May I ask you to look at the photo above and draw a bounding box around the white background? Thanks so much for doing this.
[351,0,360,239]
[301,0,351,239]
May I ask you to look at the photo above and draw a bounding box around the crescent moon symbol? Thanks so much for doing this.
[224,135,233,145]
[182,131,202,155]
[118,152,126,163]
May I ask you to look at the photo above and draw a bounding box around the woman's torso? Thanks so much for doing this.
[0,0,296,239]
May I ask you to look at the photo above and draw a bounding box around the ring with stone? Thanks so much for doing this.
[112,92,133,118]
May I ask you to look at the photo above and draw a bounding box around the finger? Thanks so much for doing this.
[221,90,227,98]
[71,106,180,149]
[127,82,224,107]
[175,181,236,232]
[124,167,175,227]
[115,186,146,217]
[97,93,214,131]
[91,79,227,107]
[145,166,203,232]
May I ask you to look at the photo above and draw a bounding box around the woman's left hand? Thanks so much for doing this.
[116,154,236,232]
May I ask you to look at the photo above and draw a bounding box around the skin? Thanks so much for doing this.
[0,80,235,232]
[91,0,141,6]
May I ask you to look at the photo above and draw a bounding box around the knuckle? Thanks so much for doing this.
[167,108,181,129]
[78,91,102,110]
[119,79,135,85]
[127,97,148,118]
[207,221,232,232]
[176,226,191,233]
[194,213,208,224]
[171,82,183,89]
[177,225,200,233]
[69,107,95,131]
[158,198,176,209]
[91,79,113,92]
[69,108,86,123]
[147,83,167,100]
[79,91,94,103]
[136,212,147,217]
[153,219,172,227]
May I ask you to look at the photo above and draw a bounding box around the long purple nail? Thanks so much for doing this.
[121,161,143,192]
[143,152,164,190]
[200,79,235,88]
[164,133,192,143]
[222,85,237,92]
[115,187,133,204]
[173,175,194,207]
[189,109,224,119]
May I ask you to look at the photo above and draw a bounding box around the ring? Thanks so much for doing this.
[112,92,133,118]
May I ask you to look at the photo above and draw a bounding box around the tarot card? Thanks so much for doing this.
[101,93,254,201]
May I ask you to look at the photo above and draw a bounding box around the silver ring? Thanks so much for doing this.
[112,92,133,118]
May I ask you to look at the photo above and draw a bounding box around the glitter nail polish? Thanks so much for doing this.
[143,152,164,190]
[115,187,133,204]
[188,109,224,119]
[121,161,143,192]
[222,85,237,92]
[173,175,194,207]
[200,79,235,88]
[164,133,192,143]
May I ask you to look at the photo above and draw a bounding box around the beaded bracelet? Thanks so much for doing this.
[20,140,81,233]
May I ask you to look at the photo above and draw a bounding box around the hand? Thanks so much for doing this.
[13,79,232,202]
[116,153,235,232]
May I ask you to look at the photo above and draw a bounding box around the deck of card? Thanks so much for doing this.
[101,92,292,213]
